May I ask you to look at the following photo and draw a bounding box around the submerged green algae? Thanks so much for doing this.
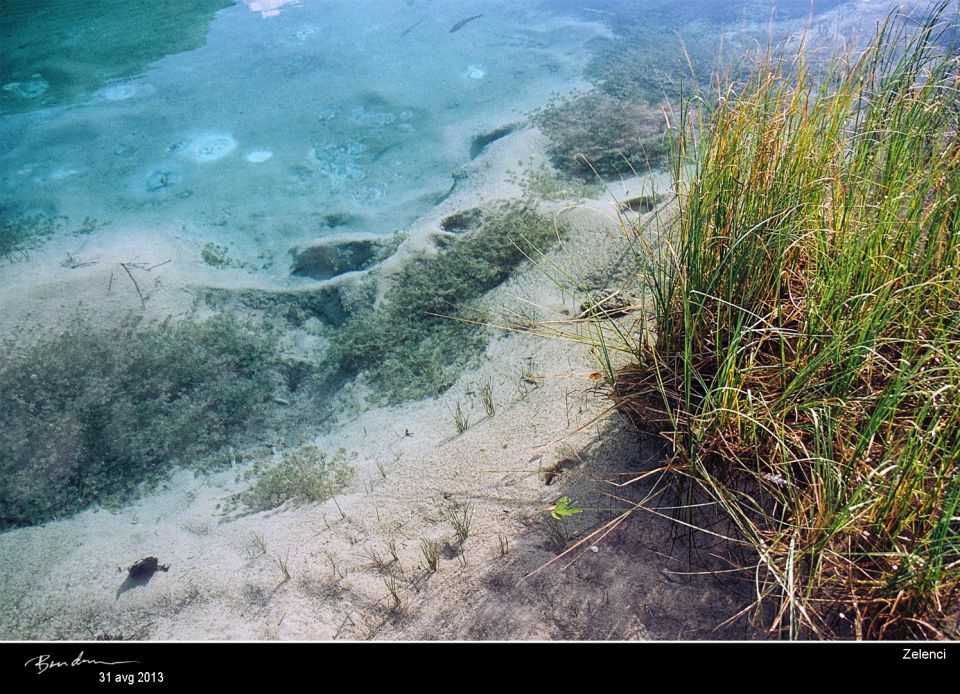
[534,91,670,181]
[0,312,282,528]
[227,445,354,514]
[328,202,567,403]
[197,202,568,406]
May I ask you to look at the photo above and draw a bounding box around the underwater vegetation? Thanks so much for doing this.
[528,5,694,182]
[328,201,566,403]
[533,0,809,183]
[1,208,107,262]
[226,444,354,514]
[0,313,283,528]
[469,123,521,160]
[535,91,669,180]
[585,19,721,104]
[290,234,402,281]
[0,207,61,261]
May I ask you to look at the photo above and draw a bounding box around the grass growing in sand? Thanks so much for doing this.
[598,4,960,638]
[420,538,441,572]
[451,400,470,433]
[447,504,473,545]
[479,382,496,416]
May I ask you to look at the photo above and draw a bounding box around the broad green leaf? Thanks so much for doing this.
[551,496,583,520]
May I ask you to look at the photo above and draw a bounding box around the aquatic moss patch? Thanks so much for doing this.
[440,207,484,233]
[534,91,669,180]
[534,1,807,182]
[199,283,357,328]
[1,209,59,261]
[290,234,402,281]
[1,207,111,262]
[0,312,282,529]
[200,242,268,272]
[327,202,566,403]
[571,0,791,103]
[586,26,716,104]
[200,242,235,268]
[519,166,602,202]
[227,445,353,513]
[469,123,521,159]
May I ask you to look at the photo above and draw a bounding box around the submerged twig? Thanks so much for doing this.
[120,262,145,307]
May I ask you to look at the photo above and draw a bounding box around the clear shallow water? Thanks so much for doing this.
[1,0,610,273]
[0,0,891,535]
[0,0,873,276]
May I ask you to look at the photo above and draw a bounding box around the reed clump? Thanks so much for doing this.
[606,5,960,638]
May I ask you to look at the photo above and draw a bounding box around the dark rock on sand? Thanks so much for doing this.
[440,207,485,233]
[290,234,397,281]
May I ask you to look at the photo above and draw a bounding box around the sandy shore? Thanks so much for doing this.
[0,125,753,641]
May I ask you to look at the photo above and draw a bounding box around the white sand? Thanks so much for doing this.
[245,150,274,164]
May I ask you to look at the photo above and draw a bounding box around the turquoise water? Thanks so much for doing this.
[0,0,884,532]
[0,0,867,271]
[2,0,607,270]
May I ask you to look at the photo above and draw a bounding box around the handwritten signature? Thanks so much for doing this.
[24,651,139,675]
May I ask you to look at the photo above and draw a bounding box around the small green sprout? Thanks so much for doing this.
[550,496,583,520]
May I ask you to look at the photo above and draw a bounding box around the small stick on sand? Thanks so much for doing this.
[120,262,146,307]
[333,614,355,640]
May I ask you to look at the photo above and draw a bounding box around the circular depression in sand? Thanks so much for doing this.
[3,75,49,99]
[184,133,238,163]
[98,82,154,102]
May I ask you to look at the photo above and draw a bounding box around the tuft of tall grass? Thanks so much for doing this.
[607,4,960,638]
[452,399,470,433]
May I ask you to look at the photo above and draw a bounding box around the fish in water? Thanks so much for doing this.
[401,18,425,38]
[450,14,483,33]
